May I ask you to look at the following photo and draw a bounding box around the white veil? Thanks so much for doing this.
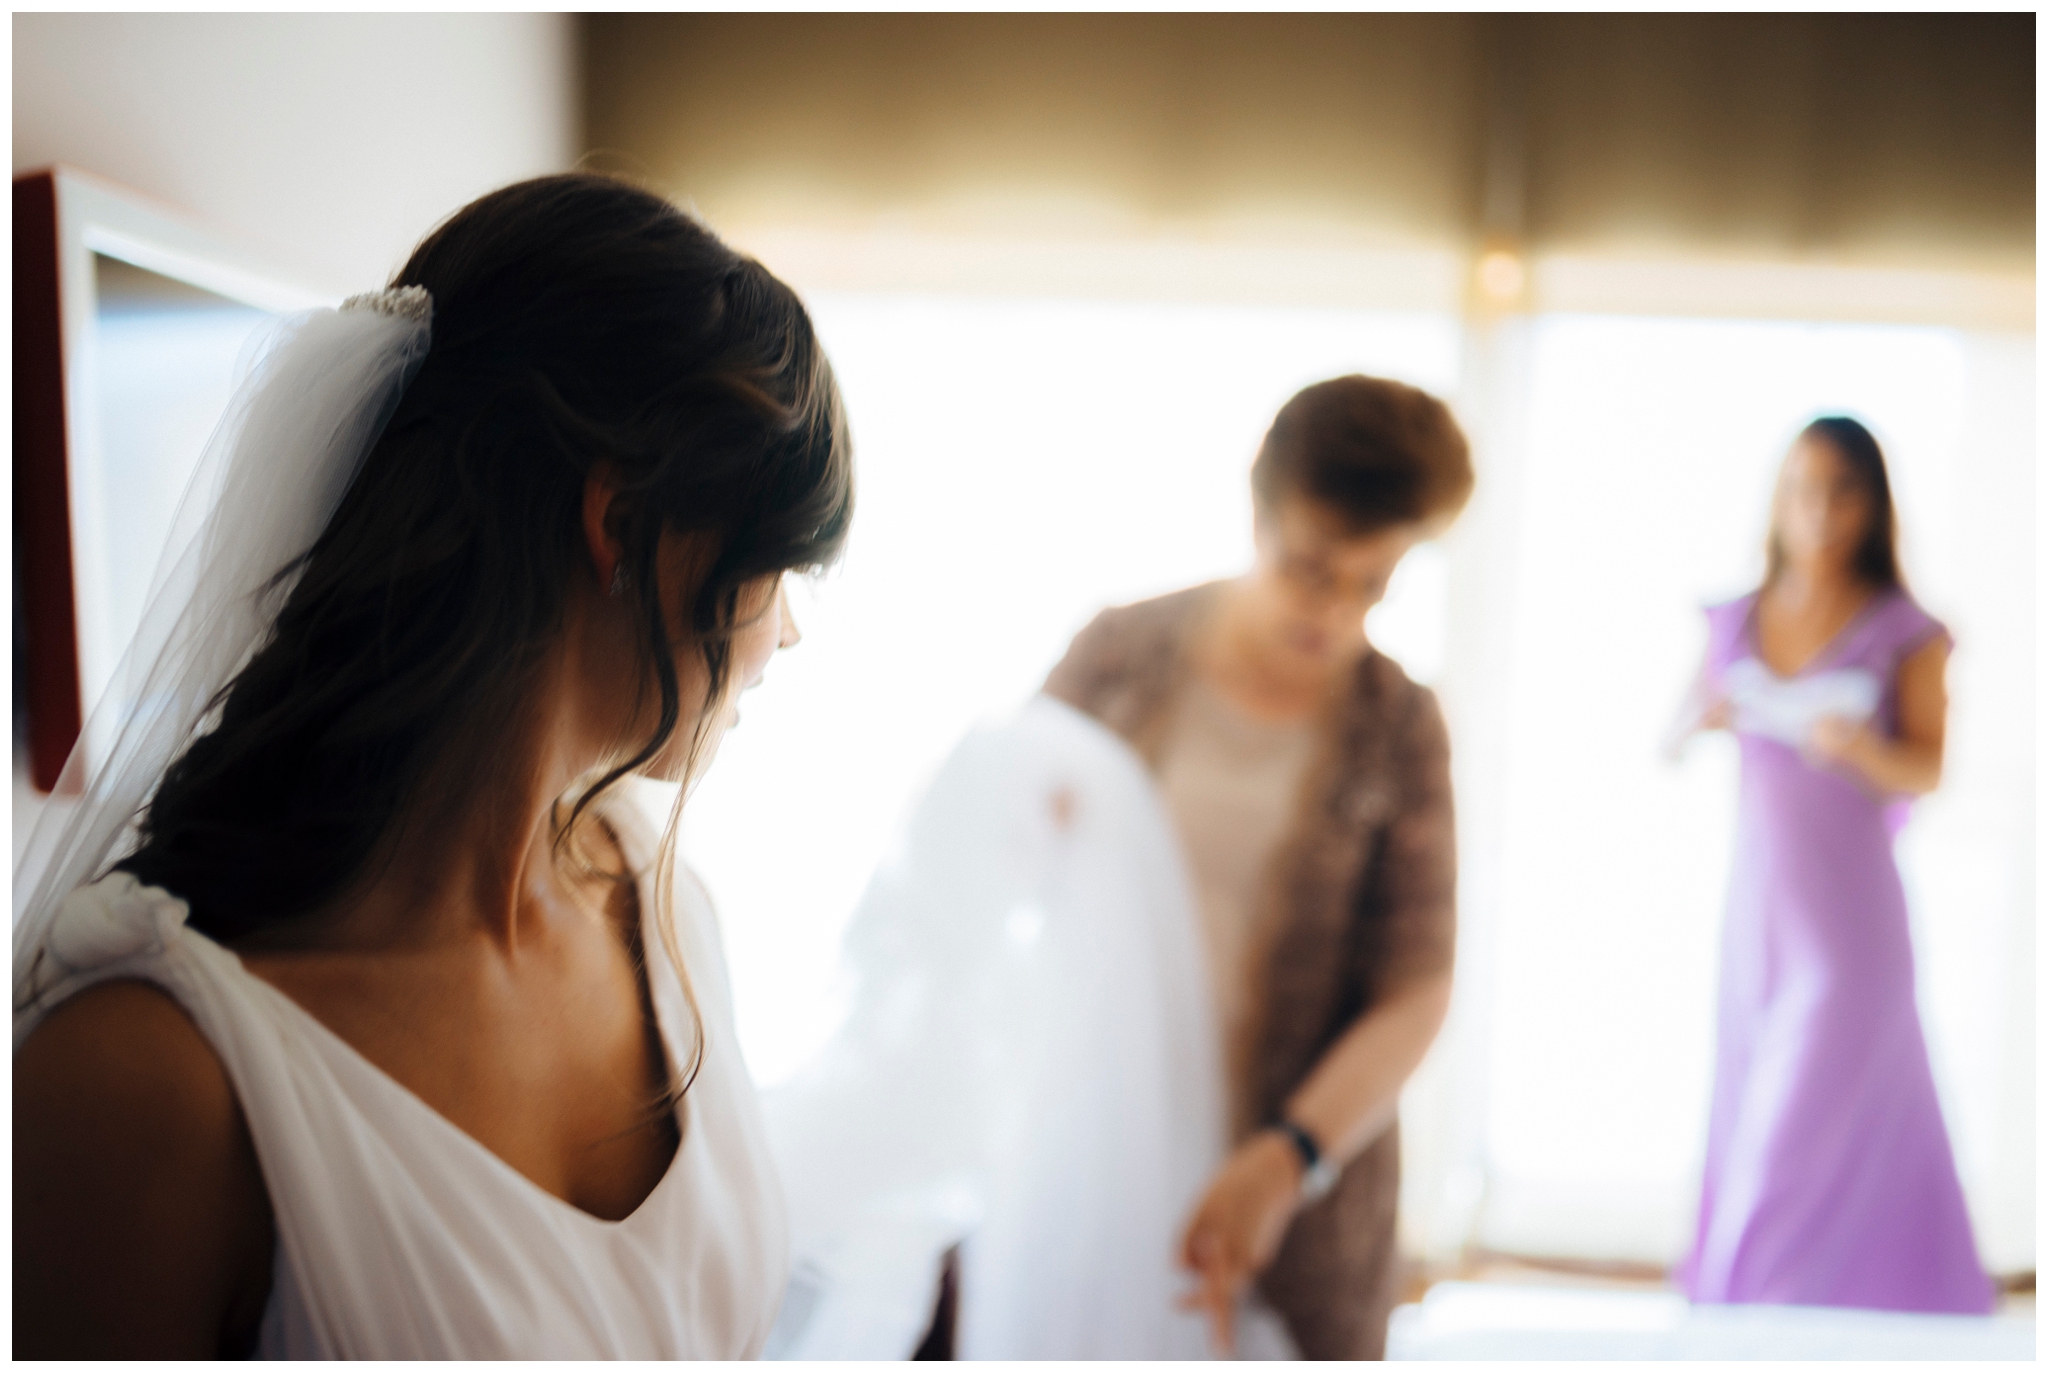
[13,289,433,1026]
[760,695,1230,1359]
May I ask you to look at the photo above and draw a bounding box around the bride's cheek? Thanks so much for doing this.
[738,607,783,684]
[741,636,776,686]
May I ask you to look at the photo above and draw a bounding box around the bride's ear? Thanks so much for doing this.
[582,464,627,592]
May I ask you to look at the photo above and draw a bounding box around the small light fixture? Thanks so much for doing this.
[1476,248,1526,308]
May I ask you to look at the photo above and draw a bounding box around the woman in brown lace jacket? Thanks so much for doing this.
[1044,376,1472,1360]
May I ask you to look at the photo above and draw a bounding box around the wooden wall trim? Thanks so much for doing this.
[13,171,82,793]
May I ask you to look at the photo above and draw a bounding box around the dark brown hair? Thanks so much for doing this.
[1765,415,1901,590]
[1250,375,1473,534]
[118,175,853,952]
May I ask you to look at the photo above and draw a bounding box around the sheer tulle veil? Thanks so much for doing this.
[13,288,432,1029]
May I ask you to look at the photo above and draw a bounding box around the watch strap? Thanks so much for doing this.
[1274,1119,1340,1202]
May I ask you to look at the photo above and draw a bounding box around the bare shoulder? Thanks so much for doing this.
[18,978,238,1128]
[16,978,259,1170]
[1894,628,1951,711]
[1900,628,1951,675]
[1893,628,1950,746]
[16,979,274,1356]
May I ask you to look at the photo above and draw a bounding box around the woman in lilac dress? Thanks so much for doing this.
[1670,417,1993,1313]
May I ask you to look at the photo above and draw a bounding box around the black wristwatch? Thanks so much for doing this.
[1274,1118,1341,1202]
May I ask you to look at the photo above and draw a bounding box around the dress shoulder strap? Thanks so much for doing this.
[1873,589,1952,659]
[15,872,214,1052]
[1702,591,1759,676]
[13,873,383,1188]
[11,871,438,1356]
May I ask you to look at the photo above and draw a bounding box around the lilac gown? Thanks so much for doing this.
[1678,588,1994,1314]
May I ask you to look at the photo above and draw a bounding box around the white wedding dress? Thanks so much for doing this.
[15,781,788,1359]
[762,696,1274,1359]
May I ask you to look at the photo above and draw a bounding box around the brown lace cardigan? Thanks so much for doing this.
[1043,582,1457,1360]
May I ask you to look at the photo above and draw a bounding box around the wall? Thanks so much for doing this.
[584,13,2033,273]
[13,13,580,295]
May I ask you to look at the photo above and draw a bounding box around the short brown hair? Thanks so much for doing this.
[1251,375,1473,535]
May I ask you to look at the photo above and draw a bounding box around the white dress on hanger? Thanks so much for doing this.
[15,781,788,1359]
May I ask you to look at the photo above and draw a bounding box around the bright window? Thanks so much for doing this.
[687,294,1462,1086]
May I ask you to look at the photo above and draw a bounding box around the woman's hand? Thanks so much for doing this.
[1805,712,1869,764]
[1805,710,1944,796]
[1803,637,1948,796]
[1662,661,1730,763]
[1805,712,1896,794]
[1175,1130,1302,1356]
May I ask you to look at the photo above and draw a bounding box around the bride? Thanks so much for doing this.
[13,174,853,1357]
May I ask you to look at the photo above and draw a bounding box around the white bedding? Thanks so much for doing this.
[1388,1282,2035,1361]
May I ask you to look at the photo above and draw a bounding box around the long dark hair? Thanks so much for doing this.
[118,175,853,960]
[1764,415,1902,590]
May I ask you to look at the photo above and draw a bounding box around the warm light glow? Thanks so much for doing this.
[1476,249,1526,307]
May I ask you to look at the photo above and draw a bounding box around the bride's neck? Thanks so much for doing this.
[281,670,614,958]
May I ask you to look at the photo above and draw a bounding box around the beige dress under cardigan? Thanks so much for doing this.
[1046,582,1458,1361]
[1156,674,1318,1143]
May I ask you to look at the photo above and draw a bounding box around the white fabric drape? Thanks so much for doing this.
[760,696,1231,1359]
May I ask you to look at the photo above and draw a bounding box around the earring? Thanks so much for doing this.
[610,564,629,597]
